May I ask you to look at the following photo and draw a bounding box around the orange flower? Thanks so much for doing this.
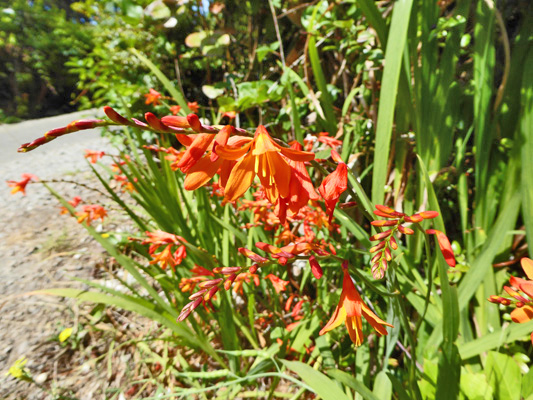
[265,274,289,293]
[217,125,315,203]
[187,102,200,113]
[317,132,343,148]
[149,244,177,270]
[170,105,181,115]
[84,149,105,163]
[75,204,107,225]
[318,151,347,223]
[426,229,456,267]
[144,88,162,105]
[6,173,38,195]
[59,196,82,215]
[183,127,251,190]
[319,261,393,347]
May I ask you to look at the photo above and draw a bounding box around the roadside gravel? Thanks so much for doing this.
[0,110,117,399]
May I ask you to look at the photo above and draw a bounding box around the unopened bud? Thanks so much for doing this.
[198,278,223,288]
[189,289,208,300]
[205,286,219,301]
[308,256,323,279]
[224,273,237,290]
[398,225,414,235]
[220,266,242,275]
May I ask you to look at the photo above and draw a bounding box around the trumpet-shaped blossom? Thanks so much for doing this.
[318,151,347,223]
[319,261,393,347]
[84,149,105,164]
[170,105,181,115]
[144,88,162,105]
[216,125,315,204]
[6,173,39,195]
[426,229,456,267]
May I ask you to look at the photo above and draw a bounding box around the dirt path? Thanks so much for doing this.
[0,111,116,398]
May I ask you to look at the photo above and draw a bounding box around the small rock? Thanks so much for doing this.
[34,372,48,384]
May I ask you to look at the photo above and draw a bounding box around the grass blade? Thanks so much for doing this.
[371,0,414,206]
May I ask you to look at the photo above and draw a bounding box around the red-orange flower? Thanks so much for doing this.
[318,151,347,223]
[319,261,393,347]
[265,274,289,293]
[216,125,315,203]
[84,149,105,163]
[187,102,200,113]
[6,173,38,195]
[145,88,162,105]
[75,204,107,225]
[170,105,181,115]
[426,229,456,267]
[59,196,82,215]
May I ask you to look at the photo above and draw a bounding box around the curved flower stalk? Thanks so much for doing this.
[177,264,261,322]
[319,261,393,346]
[369,205,453,279]
[17,106,245,153]
[489,257,533,345]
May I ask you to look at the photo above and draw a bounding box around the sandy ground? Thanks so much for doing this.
[0,110,116,398]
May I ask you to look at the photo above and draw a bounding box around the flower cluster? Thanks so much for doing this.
[489,257,533,345]
[139,230,188,271]
[369,205,453,279]
[178,264,261,322]
[75,204,107,225]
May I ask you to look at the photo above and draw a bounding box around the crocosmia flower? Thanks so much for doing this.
[144,88,162,105]
[318,151,347,223]
[319,261,393,346]
[216,125,315,204]
[6,173,38,195]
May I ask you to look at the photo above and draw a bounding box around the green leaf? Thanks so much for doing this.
[371,0,413,206]
[457,191,521,310]
[458,319,533,359]
[280,360,351,400]
[460,369,493,400]
[185,31,208,48]
[520,47,533,252]
[373,371,392,400]
[202,84,225,99]
[485,351,522,400]
[326,368,380,400]
[522,367,533,399]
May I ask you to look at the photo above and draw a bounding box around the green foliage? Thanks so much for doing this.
[0,0,92,119]
[11,0,533,398]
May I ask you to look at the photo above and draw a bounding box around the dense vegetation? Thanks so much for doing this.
[5,0,533,398]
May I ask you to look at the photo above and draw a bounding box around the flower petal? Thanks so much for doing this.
[521,257,533,280]
[184,156,222,190]
[279,146,315,162]
[511,305,533,323]
[224,152,256,201]
[319,303,347,335]
[177,133,215,173]
[216,141,252,160]
[345,316,363,347]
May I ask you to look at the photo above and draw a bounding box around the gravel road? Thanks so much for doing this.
[1,110,115,398]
